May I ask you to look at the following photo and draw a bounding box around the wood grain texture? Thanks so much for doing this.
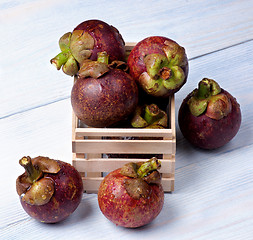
[1,0,253,119]
[75,127,174,138]
[1,0,253,239]
[73,158,175,173]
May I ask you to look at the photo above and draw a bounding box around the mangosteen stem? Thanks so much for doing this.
[144,104,163,125]
[50,50,70,70]
[188,78,222,116]
[159,67,172,80]
[50,32,81,76]
[97,51,109,64]
[50,32,72,70]
[197,78,221,99]
[19,156,42,183]
[137,157,161,178]
[197,79,211,99]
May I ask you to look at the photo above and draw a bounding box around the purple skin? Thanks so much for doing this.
[74,20,125,62]
[98,159,164,228]
[50,19,125,76]
[178,80,241,149]
[127,36,188,98]
[19,159,83,223]
[71,69,139,128]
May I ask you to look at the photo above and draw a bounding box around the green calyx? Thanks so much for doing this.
[121,158,162,199]
[187,78,232,119]
[131,103,167,128]
[136,157,161,178]
[77,51,128,79]
[144,54,170,80]
[50,30,95,76]
[97,51,109,64]
[121,157,161,179]
[139,42,186,97]
[16,156,61,206]
[196,78,221,99]
[77,51,110,79]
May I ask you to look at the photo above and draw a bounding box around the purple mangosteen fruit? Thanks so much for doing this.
[127,36,188,98]
[98,157,164,228]
[178,78,241,149]
[71,52,138,128]
[16,156,83,223]
[51,19,125,76]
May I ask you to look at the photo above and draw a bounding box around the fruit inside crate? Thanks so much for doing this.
[72,43,176,193]
[72,98,176,193]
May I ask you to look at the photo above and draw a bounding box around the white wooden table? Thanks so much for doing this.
[1,1,253,239]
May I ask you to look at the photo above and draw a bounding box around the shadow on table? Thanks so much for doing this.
[174,127,232,192]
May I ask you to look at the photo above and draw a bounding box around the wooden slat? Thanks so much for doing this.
[86,135,103,178]
[82,177,102,193]
[170,94,176,140]
[75,127,173,138]
[164,177,174,192]
[73,157,175,174]
[72,109,78,163]
[169,95,176,158]
[125,42,136,51]
[82,176,174,193]
[73,139,175,154]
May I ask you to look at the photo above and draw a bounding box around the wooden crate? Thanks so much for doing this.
[72,43,176,193]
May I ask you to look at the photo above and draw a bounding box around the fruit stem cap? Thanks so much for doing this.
[188,78,222,116]
[137,157,161,178]
[19,156,42,182]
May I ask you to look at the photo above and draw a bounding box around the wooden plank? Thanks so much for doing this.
[125,42,136,51]
[82,176,174,193]
[82,177,102,193]
[170,95,176,141]
[75,127,174,138]
[73,94,174,139]
[73,157,175,174]
[86,136,103,178]
[2,1,253,120]
[73,139,176,154]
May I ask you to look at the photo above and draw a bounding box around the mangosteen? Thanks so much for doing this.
[50,19,125,76]
[127,36,188,98]
[106,103,167,159]
[16,156,83,223]
[98,157,164,228]
[71,52,138,128]
[178,78,241,149]
[131,103,168,129]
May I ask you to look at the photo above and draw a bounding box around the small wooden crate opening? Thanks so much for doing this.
[72,43,176,193]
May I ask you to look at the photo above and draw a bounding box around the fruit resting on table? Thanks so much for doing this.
[98,158,164,228]
[16,156,83,223]
[178,78,241,149]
